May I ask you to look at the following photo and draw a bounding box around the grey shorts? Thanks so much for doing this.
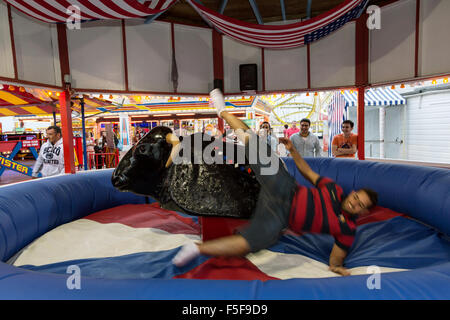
[238,133,298,252]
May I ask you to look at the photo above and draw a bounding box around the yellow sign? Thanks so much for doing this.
[0,155,31,176]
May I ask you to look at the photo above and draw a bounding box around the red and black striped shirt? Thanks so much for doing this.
[289,177,357,251]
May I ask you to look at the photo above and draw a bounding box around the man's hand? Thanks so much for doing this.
[279,137,294,153]
[329,243,350,276]
[280,137,320,185]
[336,146,357,156]
[329,265,351,276]
[341,150,356,156]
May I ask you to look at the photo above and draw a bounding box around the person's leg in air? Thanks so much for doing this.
[172,89,297,267]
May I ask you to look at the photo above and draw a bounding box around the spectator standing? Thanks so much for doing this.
[98,131,107,150]
[332,120,358,158]
[86,132,96,169]
[285,121,300,138]
[290,118,322,157]
[259,121,278,153]
[32,126,64,178]
[94,139,103,169]
[283,124,289,138]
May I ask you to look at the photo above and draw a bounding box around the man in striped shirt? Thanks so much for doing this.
[173,89,378,276]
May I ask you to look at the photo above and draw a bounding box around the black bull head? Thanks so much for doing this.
[112,126,260,218]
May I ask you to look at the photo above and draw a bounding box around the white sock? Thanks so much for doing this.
[210,89,226,118]
[172,242,200,267]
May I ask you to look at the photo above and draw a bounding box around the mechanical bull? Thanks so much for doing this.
[111,126,261,218]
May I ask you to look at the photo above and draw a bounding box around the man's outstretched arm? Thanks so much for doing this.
[279,137,319,186]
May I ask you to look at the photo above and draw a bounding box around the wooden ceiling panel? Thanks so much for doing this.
[156,0,389,27]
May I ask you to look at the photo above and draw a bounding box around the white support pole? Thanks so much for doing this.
[379,107,385,159]
[119,113,132,152]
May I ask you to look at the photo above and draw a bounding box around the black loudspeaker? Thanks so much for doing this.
[239,64,257,91]
[213,78,224,91]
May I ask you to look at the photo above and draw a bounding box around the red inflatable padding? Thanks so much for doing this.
[356,205,407,226]
[174,257,278,281]
[86,203,200,235]
[200,216,249,241]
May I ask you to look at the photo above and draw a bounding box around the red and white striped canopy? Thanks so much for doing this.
[4,0,178,23]
[187,0,367,49]
[5,0,367,49]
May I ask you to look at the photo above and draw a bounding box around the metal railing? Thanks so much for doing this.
[87,151,119,170]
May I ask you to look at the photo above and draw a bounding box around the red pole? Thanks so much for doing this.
[212,29,224,133]
[261,48,265,91]
[355,11,369,161]
[307,44,311,89]
[357,87,365,160]
[7,4,18,80]
[414,0,421,77]
[59,89,76,174]
[121,20,129,92]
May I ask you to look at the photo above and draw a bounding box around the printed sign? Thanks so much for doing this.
[22,140,39,148]
[0,154,34,176]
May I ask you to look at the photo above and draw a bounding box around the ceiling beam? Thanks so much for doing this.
[248,0,264,24]
[144,11,164,24]
[219,0,229,14]
[280,0,286,21]
[306,0,312,19]
[192,0,215,28]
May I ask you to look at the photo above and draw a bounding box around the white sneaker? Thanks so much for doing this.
[172,242,200,267]
[210,89,226,118]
